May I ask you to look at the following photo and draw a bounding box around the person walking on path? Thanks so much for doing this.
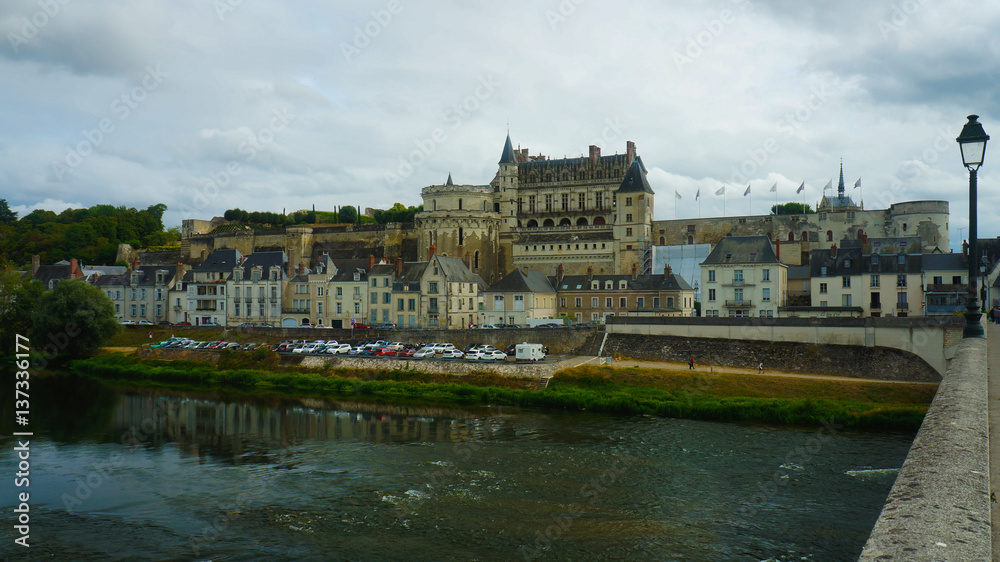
[688,357,695,370]
[758,361,764,374]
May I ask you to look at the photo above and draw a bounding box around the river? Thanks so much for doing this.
[0,372,913,561]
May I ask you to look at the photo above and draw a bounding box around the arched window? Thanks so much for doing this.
[459,227,464,245]
[517,220,523,227]
[526,219,538,227]
[687,235,694,244]
[659,236,665,245]
[801,231,808,241]
[559,218,571,226]
[543,218,555,227]
[593,216,606,225]
[458,199,462,210]
[788,232,795,241]
[474,251,479,269]
[826,230,833,242]
[577,217,588,226]
[857,229,865,239]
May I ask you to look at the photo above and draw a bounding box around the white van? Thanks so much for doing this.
[515,343,545,361]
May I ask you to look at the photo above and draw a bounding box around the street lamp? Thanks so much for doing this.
[957,114,989,338]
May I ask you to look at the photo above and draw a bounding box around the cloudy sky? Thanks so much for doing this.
[2,0,999,251]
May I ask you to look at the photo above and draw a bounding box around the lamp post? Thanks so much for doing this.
[957,115,989,338]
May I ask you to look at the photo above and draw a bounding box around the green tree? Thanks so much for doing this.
[0,268,43,358]
[339,205,357,224]
[0,199,17,225]
[770,202,815,215]
[31,279,119,363]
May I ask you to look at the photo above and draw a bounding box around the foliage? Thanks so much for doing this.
[770,202,815,215]
[372,203,422,224]
[30,279,119,361]
[0,203,171,268]
[0,199,17,225]
[0,267,43,359]
[338,205,358,224]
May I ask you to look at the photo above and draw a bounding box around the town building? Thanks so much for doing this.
[551,264,695,323]
[700,236,787,318]
[482,268,557,326]
[181,249,240,326]
[327,257,372,329]
[368,253,484,329]
[227,250,287,326]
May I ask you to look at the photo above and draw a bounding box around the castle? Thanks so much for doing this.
[181,135,949,280]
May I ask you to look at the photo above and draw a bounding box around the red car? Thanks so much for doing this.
[352,323,373,330]
[174,321,192,326]
[374,348,397,357]
[398,348,416,358]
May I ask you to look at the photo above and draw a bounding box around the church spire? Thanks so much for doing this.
[838,158,845,198]
[499,133,516,164]
[446,172,454,186]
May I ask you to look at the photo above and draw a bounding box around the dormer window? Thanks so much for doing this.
[605,281,613,290]
[591,281,599,290]
[871,254,879,265]
[820,266,827,276]
[618,280,627,290]
[354,272,360,281]
[897,255,905,265]
[844,259,852,268]
[233,269,242,282]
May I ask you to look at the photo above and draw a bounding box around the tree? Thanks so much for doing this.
[770,202,815,215]
[30,279,119,363]
[0,199,17,225]
[0,268,43,358]
[339,205,357,224]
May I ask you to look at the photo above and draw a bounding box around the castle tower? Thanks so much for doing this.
[613,157,654,274]
[494,133,520,235]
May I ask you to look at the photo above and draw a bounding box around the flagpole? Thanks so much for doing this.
[749,185,753,217]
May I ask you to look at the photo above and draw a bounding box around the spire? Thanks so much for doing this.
[617,157,654,194]
[838,158,845,198]
[499,133,516,164]
[446,172,454,186]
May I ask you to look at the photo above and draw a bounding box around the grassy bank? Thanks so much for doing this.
[69,353,934,430]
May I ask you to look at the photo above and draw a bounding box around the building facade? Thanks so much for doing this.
[700,236,787,318]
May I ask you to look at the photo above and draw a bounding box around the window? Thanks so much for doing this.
[708,289,716,301]
[337,287,343,297]
[826,230,833,242]
[762,269,770,281]
[371,293,378,304]
[819,283,828,294]
[733,270,744,284]
[336,303,342,314]
[605,297,613,308]
[545,194,552,211]
[734,288,744,302]
[429,282,438,293]
[397,299,404,311]
[897,275,907,288]
[578,192,585,209]
[234,303,240,316]
[625,197,633,206]
[383,293,391,304]
[429,297,438,311]
[952,275,963,284]
[762,288,771,302]
[317,302,323,315]
[354,303,360,314]
[596,193,604,209]
[619,297,627,308]
[528,195,536,213]
[372,278,377,287]
[575,297,582,307]
[933,276,943,284]
[842,294,852,307]
[408,299,415,311]
[561,193,569,210]
[513,295,524,311]
[820,300,828,307]
[592,297,598,307]
[560,297,567,307]
[897,255,905,265]
[653,297,660,308]
[637,297,644,308]
[842,276,851,288]
[317,287,324,297]
[383,278,389,287]
[618,280,627,290]
[626,213,632,222]
[626,228,633,237]
[872,254,879,265]
[708,270,715,282]
[871,275,880,288]
[820,266,827,276]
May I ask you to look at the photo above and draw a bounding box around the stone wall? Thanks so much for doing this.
[301,355,561,378]
[601,333,940,382]
[859,338,989,560]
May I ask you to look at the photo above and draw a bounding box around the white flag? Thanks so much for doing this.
[854,178,861,189]
[822,179,832,192]
[796,181,805,194]
[695,188,700,201]
[715,186,725,196]
[769,182,777,193]
[743,184,751,197]
[675,190,682,200]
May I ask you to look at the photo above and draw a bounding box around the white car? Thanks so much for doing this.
[486,350,508,361]
[413,347,436,359]
[465,350,489,361]
[325,343,352,355]
[440,349,464,359]
[430,343,456,353]
[480,324,498,329]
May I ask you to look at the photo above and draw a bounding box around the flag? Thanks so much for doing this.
[695,188,700,201]
[822,179,832,192]
[675,190,682,200]
[743,184,751,197]
[854,178,861,189]
[715,186,725,196]
[769,182,777,193]
[796,182,805,194]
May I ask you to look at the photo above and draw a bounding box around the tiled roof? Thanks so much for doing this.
[551,272,692,292]
[194,249,241,272]
[616,157,654,194]
[702,236,779,265]
[487,269,555,294]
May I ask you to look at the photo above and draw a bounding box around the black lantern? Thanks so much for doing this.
[957,115,989,338]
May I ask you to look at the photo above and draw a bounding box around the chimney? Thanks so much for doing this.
[830,243,837,259]
[664,264,672,278]
[631,263,638,280]
[626,141,636,162]
[429,244,436,259]
[368,254,375,271]
[132,258,140,271]
[589,144,600,165]
[298,261,305,275]
[394,255,403,277]
[556,263,564,284]
[775,238,781,261]
[587,265,594,280]
[176,262,186,280]
[31,255,40,276]
[200,249,207,262]
[464,251,472,271]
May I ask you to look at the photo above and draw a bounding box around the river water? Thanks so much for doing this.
[0,372,914,561]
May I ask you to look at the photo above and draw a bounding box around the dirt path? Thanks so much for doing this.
[562,356,940,386]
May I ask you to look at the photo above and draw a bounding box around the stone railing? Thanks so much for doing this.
[858,337,989,560]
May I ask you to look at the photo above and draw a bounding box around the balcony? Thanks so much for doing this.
[723,280,755,287]
[172,305,182,311]
[282,307,310,314]
[243,298,252,304]
[926,283,966,292]
[870,302,881,311]
[724,299,754,308]
[269,297,278,303]
[896,302,909,310]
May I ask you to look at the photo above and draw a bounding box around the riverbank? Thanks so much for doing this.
[69,353,935,430]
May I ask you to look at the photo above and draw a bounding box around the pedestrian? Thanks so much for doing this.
[688,357,694,370]
[758,361,764,374]
[148,331,153,339]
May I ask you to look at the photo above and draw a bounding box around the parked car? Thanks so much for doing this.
[156,321,172,326]
[504,344,517,356]
[398,348,416,358]
[412,347,435,359]
[486,350,509,361]
[440,349,464,359]
[174,321,192,327]
[465,350,488,361]
[375,323,397,330]
[137,320,154,326]
[326,343,352,355]
[120,320,136,325]
[352,323,373,330]
[480,324,498,329]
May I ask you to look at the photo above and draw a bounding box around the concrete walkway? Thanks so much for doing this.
[989,321,1000,554]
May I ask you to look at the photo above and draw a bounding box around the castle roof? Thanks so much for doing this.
[616,157,653,194]
[499,133,517,164]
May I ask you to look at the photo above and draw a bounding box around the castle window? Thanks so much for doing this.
[561,193,569,210]
[561,172,568,181]
[788,232,795,241]
[614,169,620,178]
[575,244,579,249]
[528,196,536,213]
[801,231,808,241]
[527,219,537,227]
[474,251,479,269]
[578,193,585,210]
[543,219,554,227]
[902,223,907,231]
[433,200,437,211]
[626,213,632,222]
[458,199,462,210]
[545,174,552,182]
[595,193,603,209]
[826,230,833,242]
[459,227,464,245]
[626,197,633,206]
[597,170,603,179]
[545,194,553,211]
[626,227,633,236]
[517,198,523,213]
[687,236,693,244]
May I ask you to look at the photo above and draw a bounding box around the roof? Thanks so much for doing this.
[616,157,654,194]
[329,259,370,282]
[435,256,477,282]
[31,264,77,286]
[486,269,556,294]
[809,247,863,276]
[551,272,693,292]
[922,253,967,271]
[499,133,517,164]
[233,251,287,280]
[129,265,178,286]
[787,266,811,280]
[194,249,241,272]
[702,236,779,265]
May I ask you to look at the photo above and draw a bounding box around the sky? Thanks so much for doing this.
[2,0,999,251]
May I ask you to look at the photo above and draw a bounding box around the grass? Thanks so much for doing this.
[68,353,935,431]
